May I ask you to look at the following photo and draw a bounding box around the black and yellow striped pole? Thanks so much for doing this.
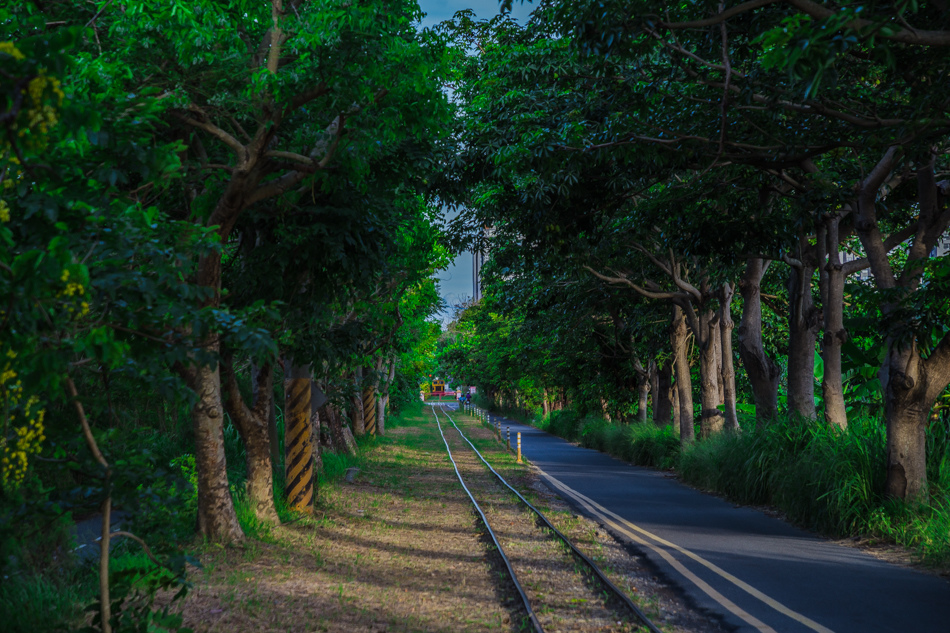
[285,363,314,514]
[363,384,377,436]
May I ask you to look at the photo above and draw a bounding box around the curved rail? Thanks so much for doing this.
[430,406,544,633]
[440,405,664,633]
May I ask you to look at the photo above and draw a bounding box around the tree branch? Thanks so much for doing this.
[174,109,247,161]
[660,0,780,29]
[784,0,950,46]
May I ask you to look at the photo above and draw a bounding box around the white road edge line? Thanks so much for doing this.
[535,465,835,633]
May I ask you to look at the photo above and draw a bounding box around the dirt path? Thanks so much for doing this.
[160,406,722,632]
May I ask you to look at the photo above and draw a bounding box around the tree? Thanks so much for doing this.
[45,0,454,539]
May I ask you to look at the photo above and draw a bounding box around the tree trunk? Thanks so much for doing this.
[671,305,695,444]
[252,362,281,471]
[350,368,365,436]
[653,360,674,427]
[698,308,724,438]
[222,352,279,524]
[311,381,325,475]
[185,360,244,541]
[713,318,725,406]
[637,362,652,423]
[178,192,255,543]
[880,328,950,500]
[821,213,849,429]
[737,258,780,427]
[671,373,681,428]
[341,425,359,455]
[284,362,314,514]
[787,261,820,419]
[324,404,357,456]
[378,357,395,436]
[719,283,740,431]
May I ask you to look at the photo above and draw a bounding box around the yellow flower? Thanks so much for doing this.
[0,200,9,223]
[0,42,24,61]
[0,368,16,385]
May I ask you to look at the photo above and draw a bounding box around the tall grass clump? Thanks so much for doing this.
[536,411,681,468]
[679,413,950,565]
[679,415,886,535]
[539,410,586,441]
[0,570,90,633]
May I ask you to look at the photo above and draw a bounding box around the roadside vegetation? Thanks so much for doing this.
[2,2,448,630]
[437,1,950,568]
[3,0,950,630]
[514,409,950,566]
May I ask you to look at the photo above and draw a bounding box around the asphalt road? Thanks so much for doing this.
[452,407,950,633]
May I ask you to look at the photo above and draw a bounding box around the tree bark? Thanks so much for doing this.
[737,258,780,426]
[185,360,244,541]
[653,360,674,427]
[638,373,650,423]
[251,362,281,472]
[671,305,695,444]
[311,381,324,475]
[787,259,820,419]
[378,357,395,436]
[698,308,724,437]
[350,368,365,436]
[324,404,357,456]
[880,332,950,500]
[672,376,681,426]
[713,317,725,406]
[719,283,740,430]
[821,212,849,429]
[222,352,279,523]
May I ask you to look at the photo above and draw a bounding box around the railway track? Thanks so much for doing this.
[431,404,663,633]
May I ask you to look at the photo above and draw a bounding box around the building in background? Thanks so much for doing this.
[472,248,485,301]
[840,231,949,282]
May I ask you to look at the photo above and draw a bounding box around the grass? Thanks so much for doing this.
[0,568,90,633]
[519,406,950,567]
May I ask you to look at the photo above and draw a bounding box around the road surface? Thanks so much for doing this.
[467,408,950,633]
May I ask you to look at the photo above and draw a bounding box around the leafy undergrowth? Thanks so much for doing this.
[525,408,950,568]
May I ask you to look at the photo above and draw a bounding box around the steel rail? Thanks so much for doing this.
[430,406,544,633]
[440,405,664,633]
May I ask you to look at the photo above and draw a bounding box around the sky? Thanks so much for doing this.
[415,0,535,323]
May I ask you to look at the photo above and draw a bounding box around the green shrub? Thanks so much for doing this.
[542,410,585,441]
[0,571,89,633]
[678,414,950,564]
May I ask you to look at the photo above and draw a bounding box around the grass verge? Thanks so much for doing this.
[514,408,950,568]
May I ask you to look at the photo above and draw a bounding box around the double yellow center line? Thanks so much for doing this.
[535,466,835,633]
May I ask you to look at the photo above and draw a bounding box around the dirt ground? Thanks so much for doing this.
[161,407,724,632]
